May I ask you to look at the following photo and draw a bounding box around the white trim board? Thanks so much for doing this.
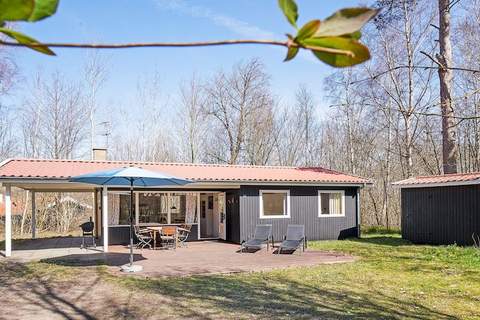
[259,189,291,219]
[392,179,480,189]
[318,190,346,217]
[0,177,369,188]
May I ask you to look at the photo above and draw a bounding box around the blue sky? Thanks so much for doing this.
[9,0,372,121]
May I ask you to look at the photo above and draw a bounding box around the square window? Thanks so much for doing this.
[260,190,290,219]
[318,191,345,217]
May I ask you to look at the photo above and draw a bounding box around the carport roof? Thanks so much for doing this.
[0,158,370,186]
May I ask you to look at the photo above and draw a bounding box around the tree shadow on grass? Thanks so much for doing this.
[119,272,459,320]
[350,236,412,247]
[0,261,99,319]
[40,252,146,267]
[0,258,464,320]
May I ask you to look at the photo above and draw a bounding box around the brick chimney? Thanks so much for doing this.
[92,148,107,161]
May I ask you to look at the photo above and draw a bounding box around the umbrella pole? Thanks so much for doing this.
[121,178,142,273]
[129,179,134,267]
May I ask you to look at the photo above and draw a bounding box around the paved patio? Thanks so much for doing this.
[0,237,104,262]
[1,237,356,277]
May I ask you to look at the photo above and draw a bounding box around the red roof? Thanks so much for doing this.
[393,172,480,187]
[0,158,369,185]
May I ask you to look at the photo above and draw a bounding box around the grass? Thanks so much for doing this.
[1,233,480,319]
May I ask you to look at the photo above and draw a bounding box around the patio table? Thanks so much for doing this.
[147,226,188,249]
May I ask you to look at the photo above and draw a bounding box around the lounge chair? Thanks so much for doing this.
[278,225,306,254]
[240,224,273,252]
[134,225,153,249]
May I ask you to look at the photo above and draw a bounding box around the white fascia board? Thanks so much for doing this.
[392,179,480,189]
[0,177,370,188]
[0,158,13,168]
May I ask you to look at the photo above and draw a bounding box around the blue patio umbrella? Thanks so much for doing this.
[70,166,192,272]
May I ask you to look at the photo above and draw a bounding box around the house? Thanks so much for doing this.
[393,173,480,246]
[0,158,370,256]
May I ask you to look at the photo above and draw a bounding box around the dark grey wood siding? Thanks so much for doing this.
[226,190,240,243]
[401,185,480,245]
[238,185,359,243]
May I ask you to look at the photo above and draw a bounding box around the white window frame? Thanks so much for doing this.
[318,190,346,217]
[259,189,291,219]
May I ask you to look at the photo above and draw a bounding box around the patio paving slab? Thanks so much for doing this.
[2,239,356,276]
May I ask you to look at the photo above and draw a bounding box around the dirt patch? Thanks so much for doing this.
[0,262,177,320]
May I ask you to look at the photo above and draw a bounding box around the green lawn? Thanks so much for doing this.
[1,234,480,319]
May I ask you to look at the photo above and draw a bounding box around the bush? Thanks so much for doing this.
[361,225,401,235]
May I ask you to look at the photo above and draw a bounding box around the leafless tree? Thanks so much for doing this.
[176,74,207,163]
[21,72,89,159]
[438,0,458,173]
[0,44,18,160]
[276,85,320,166]
[203,59,274,164]
[109,72,177,162]
[84,51,108,158]
[454,0,480,172]
[0,106,16,160]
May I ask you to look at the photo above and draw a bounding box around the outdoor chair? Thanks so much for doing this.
[240,224,273,253]
[278,225,306,254]
[79,218,96,249]
[134,225,153,249]
[177,224,192,247]
[160,226,177,250]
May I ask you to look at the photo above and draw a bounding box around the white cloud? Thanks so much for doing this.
[153,0,275,39]
[153,0,319,64]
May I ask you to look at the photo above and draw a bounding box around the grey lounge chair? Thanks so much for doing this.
[241,224,273,252]
[278,225,306,254]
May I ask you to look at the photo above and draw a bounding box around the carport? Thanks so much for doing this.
[1,177,108,257]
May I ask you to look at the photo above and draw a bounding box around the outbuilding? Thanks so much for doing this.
[393,173,480,245]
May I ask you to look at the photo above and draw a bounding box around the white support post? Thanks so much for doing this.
[102,186,109,253]
[135,192,139,225]
[4,185,12,257]
[167,192,171,224]
[197,194,201,240]
[356,188,361,238]
[31,191,36,239]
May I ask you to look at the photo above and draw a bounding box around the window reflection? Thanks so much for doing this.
[139,193,168,224]
[108,193,130,225]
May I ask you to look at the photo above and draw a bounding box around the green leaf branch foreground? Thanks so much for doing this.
[279,0,378,67]
[0,0,378,68]
[0,0,58,55]
[0,0,59,22]
[0,28,54,55]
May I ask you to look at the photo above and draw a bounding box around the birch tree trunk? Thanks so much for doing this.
[438,0,458,173]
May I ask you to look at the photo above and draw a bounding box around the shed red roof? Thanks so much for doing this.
[0,158,369,185]
[393,172,480,187]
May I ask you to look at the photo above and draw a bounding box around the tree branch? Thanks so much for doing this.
[349,65,480,85]
[0,39,354,56]
[420,50,443,68]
